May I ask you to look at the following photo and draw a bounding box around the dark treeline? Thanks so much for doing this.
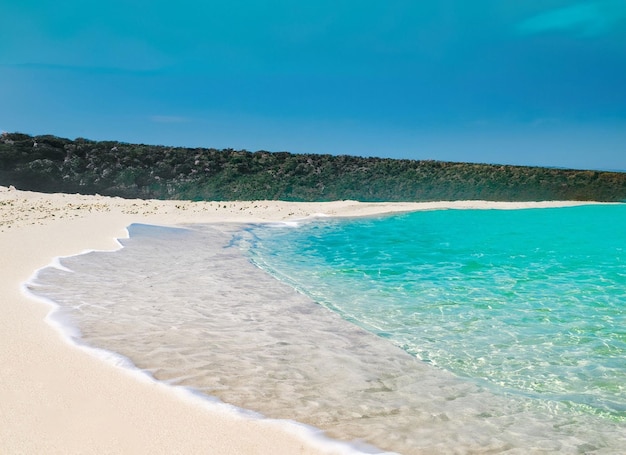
[1,132,625,202]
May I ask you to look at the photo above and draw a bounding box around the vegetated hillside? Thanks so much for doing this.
[1,132,625,202]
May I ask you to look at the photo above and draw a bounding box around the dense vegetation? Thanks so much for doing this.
[1,132,625,202]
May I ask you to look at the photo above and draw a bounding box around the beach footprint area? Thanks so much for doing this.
[27,219,626,454]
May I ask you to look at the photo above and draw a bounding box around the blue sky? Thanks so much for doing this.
[1,0,625,170]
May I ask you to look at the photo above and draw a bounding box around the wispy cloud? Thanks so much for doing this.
[517,0,626,37]
[150,115,190,124]
[0,62,161,76]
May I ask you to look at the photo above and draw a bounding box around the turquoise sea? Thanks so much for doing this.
[29,205,626,454]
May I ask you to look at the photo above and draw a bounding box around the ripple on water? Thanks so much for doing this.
[28,213,626,454]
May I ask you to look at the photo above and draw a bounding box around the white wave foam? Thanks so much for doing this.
[49,257,74,272]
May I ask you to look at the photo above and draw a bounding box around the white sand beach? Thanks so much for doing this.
[0,185,596,454]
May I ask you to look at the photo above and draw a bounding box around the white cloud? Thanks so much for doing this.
[150,115,190,124]
[517,0,626,37]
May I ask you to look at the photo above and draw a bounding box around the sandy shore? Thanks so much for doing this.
[0,185,597,454]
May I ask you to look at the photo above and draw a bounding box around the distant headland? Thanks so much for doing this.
[1,132,625,202]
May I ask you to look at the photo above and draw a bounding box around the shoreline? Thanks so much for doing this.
[0,186,605,454]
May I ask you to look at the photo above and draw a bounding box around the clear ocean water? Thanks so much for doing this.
[29,205,626,454]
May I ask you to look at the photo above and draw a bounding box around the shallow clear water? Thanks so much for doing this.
[27,206,626,454]
[246,206,626,424]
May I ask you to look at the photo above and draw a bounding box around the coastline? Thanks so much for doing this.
[0,185,602,454]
